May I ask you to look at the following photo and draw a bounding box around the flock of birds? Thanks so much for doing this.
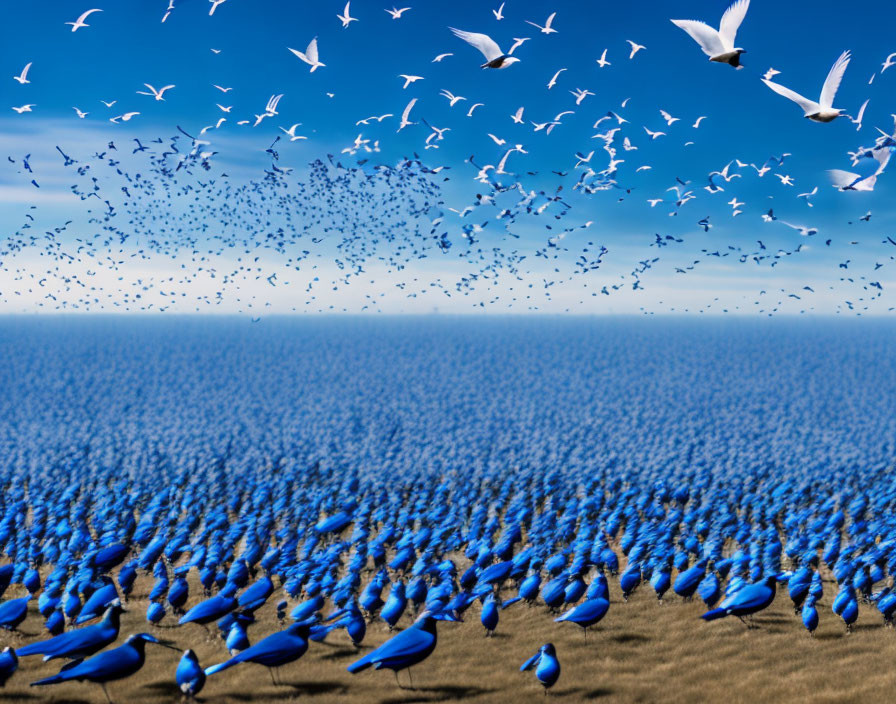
[0,319,894,700]
[3,0,896,314]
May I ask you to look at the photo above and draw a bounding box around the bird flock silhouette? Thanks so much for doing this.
[3,0,896,314]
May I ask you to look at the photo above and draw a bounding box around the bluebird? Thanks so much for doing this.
[554,597,609,639]
[0,647,17,687]
[802,599,819,635]
[17,601,124,661]
[702,576,777,627]
[0,595,31,631]
[205,621,313,685]
[176,649,206,698]
[521,643,560,691]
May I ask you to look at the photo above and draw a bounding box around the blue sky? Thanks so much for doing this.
[1,0,895,314]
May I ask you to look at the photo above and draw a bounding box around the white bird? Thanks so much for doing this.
[337,2,358,28]
[511,107,524,124]
[432,53,452,62]
[161,0,174,22]
[449,28,521,69]
[440,89,466,106]
[596,49,610,68]
[547,68,566,89]
[73,107,88,118]
[100,100,116,108]
[209,0,227,15]
[762,50,851,122]
[798,186,817,205]
[398,75,423,89]
[526,12,557,34]
[622,136,637,151]
[670,0,750,68]
[728,197,744,209]
[647,198,664,207]
[385,7,411,19]
[12,104,35,113]
[493,2,505,20]
[659,109,680,125]
[776,174,794,186]
[636,165,652,172]
[467,103,484,117]
[488,133,506,146]
[849,98,869,130]
[288,38,325,72]
[213,85,232,93]
[66,8,102,32]
[627,40,646,59]
[763,67,780,80]
[829,169,877,191]
[216,104,232,112]
[110,111,139,123]
[644,126,665,139]
[280,123,307,141]
[508,37,529,55]
[570,88,594,105]
[882,53,896,73]
[13,62,32,84]
[136,83,175,101]
[693,116,707,128]
[398,97,417,131]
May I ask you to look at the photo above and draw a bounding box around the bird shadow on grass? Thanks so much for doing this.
[611,632,649,644]
[275,680,350,697]
[565,686,614,699]
[0,693,43,701]
[320,646,363,660]
[144,681,186,697]
[379,684,493,703]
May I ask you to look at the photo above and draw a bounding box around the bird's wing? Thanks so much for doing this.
[288,47,309,64]
[670,20,725,57]
[350,626,432,672]
[520,652,541,671]
[827,169,861,188]
[718,0,749,48]
[820,51,850,108]
[306,37,320,64]
[762,79,817,113]
[449,28,503,61]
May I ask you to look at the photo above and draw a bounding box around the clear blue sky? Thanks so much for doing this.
[1,0,895,314]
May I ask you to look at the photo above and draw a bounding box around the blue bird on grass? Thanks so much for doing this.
[205,621,313,685]
[0,595,31,631]
[702,576,777,627]
[179,584,237,631]
[555,597,609,640]
[31,633,175,702]
[347,609,460,689]
[176,649,205,698]
[17,601,124,661]
[802,598,819,635]
[521,643,560,691]
[0,647,18,687]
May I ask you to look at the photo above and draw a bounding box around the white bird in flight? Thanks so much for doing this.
[288,38,325,72]
[882,53,896,73]
[213,85,232,93]
[693,116,707,128]
[398,97,417,131]
[547,68,566,89]
[280,123,307,141]
[66,8,102,32]
[136,83,175,101]
[13,63,32,84]
[511,106,524,123]
[763,67,780,80]
[670,0,750,68]
[493,2,505,20]
[627,40,646,59]
[659,109,680,125]
[596,49,610,68]
[12,104,35,114]
[440,89,466,106]
[209,0,227,16]
[432,53,452,62]
[73,107,88,118]
[337,2,358,28]
[385,7,411,19]
[762,50,851,122]
[526,12,557,34]
[398,75,423,89]
[450,28,521,69]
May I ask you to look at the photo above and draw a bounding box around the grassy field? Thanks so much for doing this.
[0,572,893,704]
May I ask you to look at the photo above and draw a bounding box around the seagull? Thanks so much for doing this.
[100,100,116,108]
[279,124,306,141]
[493,2,505,20]
[398,98,417,131]
[13,63,32,85]
[161,0,175,22]
[798,186,818,205]
[627,40,646,59]
[508,37,529,55]
[488,134,506,146]
[762,51,851,122]
[136,83,175,101]
[288,38,325,72]
[337,2,358,28]
[385,7,411,19]
[398,75,423,89]
[212,85,232,93]
[670,0,750,68]
[526,12,557,34]
[511,107,525,124]
[110,112,140,123]
[659,109,680,125]
[73,107,88,118]
[644,127,666,140]
[209,0,226,16]
[763,67,780,80]
[440,89,466,106]
[12,104,35,113]
[849,98,869,131]
[596,49,610,68]
[66,8,102,31]
[450,28,521,69]
[882,53,896,73]
[216,104,232,112]
[571,88,594,105]
[432,53,453,62]
[547,69,566,89]
[467,103,484,117]
[693,116,707,128]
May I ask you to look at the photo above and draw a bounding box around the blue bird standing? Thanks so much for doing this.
[176,649,206,698]
[555,597,609,640]
[17,601,124,660]
[0,647,18,687]
[0,595,31,631]
[205,621,313,685]
[521,643,560,692]
[702,576,777,627]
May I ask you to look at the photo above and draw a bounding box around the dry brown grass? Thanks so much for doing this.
[0,572,893,704]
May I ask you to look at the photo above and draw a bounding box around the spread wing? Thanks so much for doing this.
[718,0,749,48]
[305,37,320,64]
[820,50,850,108]
[670,20,724,57]
[449,28,503,61]
[762,79,817,113]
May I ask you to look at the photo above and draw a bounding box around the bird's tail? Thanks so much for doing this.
[701,608,728,621]
[347,655,373,674]
[15,642,47,657]
[204,658,238,677]
[30,660,81,687]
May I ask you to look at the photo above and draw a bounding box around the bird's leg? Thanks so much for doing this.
[394,669,405,689]
[100,682,113,704]
[408,667,415,690]
[268,667,277,685]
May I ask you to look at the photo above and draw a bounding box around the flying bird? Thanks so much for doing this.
[493,2,505,20]
[762,50,851,122]
[627,40,646,59]
[13,62,32,84]
[66,8,102,32]
[209,0,227,15]
[136,84,175,101]
[450,28,521,69]
[526,12,557,34]
[385,7,411,19]
[288,38,325,72]
[337,2,358,27]
[670,0,750,68]
[596,49,610,68]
